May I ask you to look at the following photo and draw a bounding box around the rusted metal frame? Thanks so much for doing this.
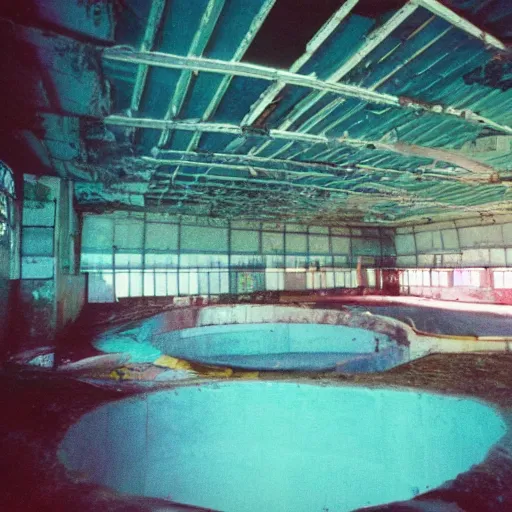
[131,0,167,114]
[105,115,499,175]
[150,171,404,199]
[146,156,336,178]
[104,48,512,139]
[242,0,361,126]
[411,0,507,51]
[148,148,468,184]
[250,1,510,158]
[186,0,276,151]
[251,0,419,161]
[150,148,356,174]
[174,0,277,188]
[158,0,227,148]
[103,49,402,107]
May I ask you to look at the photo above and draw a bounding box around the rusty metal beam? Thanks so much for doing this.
[243,0,361,125]
[130,0,167,113]
[105,115,501,175]
[103,48,512,136]
[158,0,226,148]
[103,49,401,107]
[412,0,508,51]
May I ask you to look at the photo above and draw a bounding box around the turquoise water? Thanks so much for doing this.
[59,382,506,512]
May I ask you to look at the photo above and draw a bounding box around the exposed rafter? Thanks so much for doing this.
[376,141,499,176]
[412,0,508,51]
[141,173,508,218]
[149,171,399,197]
[242,0,360,125]
[130,0,167,113]
[105,115,500,175]
[103,48,512,136]
[253,1,419,138]
[144,155,344,179]
[93,0,512,224]
[158,0,226,148]
[146,149,480,183]
[104,49,400,107]
[187,0,276,150]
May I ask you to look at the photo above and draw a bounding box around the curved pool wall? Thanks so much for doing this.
[151,323,401,371]
[59,382,506,512]
[94,305,412,372]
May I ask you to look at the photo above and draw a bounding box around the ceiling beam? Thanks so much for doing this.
[186,0,276,152]
[243,0,360,126]
[104,49,400,107]
[105,115,500,175]
[130,0,167,113]
[105,114,331,143]
[412,0,508,51]
[149,171,401,197]
[150,148,354,174]
[158,0,226,148]
[147,149,476,183]
[177,0,283,187]
[256,2,419,136]
[103,48,512,136]
[375,140,498,175]
[144,156,341,179]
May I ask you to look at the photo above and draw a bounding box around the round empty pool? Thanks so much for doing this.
[96,322,408,372]
[59,382,506,512]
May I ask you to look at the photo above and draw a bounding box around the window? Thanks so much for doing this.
[494,270,512,289]
[453,269,481,287]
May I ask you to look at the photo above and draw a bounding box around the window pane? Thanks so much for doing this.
[367,269,376,287]
[167,273,178,295]
[179,272,189,296]
[219,272,230,294]
[130,271,143,297]
[144,271,155,296]
[334,272,345,287]
[266,270,284,290]
[115,272,129,298]
[155,272,167,296]
[494,271,504,289]
[189,271,199,295]
[198,272,209,295]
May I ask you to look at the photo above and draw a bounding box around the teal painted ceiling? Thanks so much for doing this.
[1,0,512,225]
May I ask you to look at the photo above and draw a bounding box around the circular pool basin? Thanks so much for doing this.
[96,320,408,372]
[59,382,506,512]
[153,322,403,371]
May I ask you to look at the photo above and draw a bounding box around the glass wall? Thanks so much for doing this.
[82,213,390,301]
